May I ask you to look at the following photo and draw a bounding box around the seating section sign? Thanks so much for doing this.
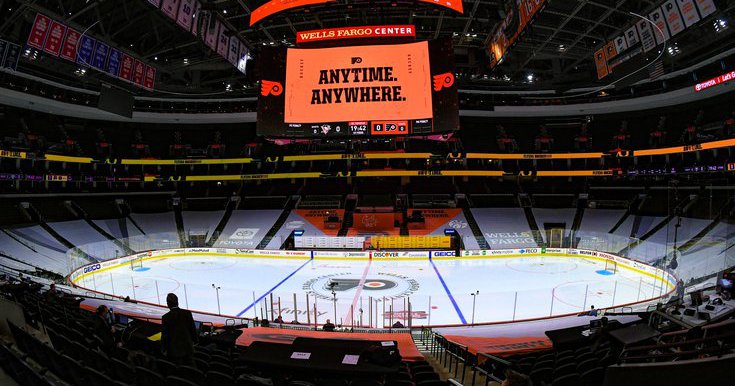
[26,13,155,90]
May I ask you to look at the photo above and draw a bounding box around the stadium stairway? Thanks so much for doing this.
[569,195,587,247]
[609,194,646,234]
[458,196,489,249]
[206,196,239,246]
[519,194,545,247]
[337,195,357,237]
[23,203,98,263]
[677,196,735,253]
[173,198,187,248]
[68,201,135,256]
[618,195,697,256]
[258,195,300,249]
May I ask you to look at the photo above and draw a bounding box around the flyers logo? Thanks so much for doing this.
[433,72,455,91]
[260,80,283,96]
[327,279,397,291]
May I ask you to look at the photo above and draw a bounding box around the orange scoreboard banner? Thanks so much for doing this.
[250,0,336,26]
[296,25,415,44]
[284,41,432,124]
[250,1,463,26]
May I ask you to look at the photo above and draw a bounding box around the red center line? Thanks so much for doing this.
[344,260,372,325]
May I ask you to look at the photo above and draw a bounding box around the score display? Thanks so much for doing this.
[257,39,458,137]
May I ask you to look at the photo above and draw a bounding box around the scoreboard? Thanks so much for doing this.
[257,39,459,137]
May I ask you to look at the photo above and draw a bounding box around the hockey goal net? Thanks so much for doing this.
[130,256,143,270]
[604,259,617,273]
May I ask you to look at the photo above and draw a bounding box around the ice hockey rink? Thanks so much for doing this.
[72,251,674,327]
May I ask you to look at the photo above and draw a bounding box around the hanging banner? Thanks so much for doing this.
[624,25,640,47]
[176,0,196,31]
[59,28,81,61]
[119,53,134,81]
[636,19,656,52]
[203,16,219,51]
[228,36,240,64]
[594,48,609,80]
[76,35,96,65]
[161,0,181,20]
[216,25,230,58]
[133,59,146,85]
[91,41,109,70]
[106,48,121,77]
[487,0,548,68]
[694,0,716,18]
[662,0,686,35]
[144,65,156,90]
[676,0,700,27]
[648,7,670,45]
[613,35,628,53]
[27,14,52,49]
[1,41,21,70]
[604,41,618,62]
[190,1,201,36]
[237,44,249,74]
[43,21,67,56]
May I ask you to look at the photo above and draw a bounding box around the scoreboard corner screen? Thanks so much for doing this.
[257,40,459,137]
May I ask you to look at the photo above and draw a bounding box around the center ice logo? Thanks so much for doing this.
[303,272,419,300]
[327,278,398,292]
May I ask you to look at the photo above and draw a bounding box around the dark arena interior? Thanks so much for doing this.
[2,1,735,385]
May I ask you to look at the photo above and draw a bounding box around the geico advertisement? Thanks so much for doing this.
[284,41,431,123]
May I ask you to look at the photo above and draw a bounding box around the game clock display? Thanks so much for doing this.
[257,39,458,137]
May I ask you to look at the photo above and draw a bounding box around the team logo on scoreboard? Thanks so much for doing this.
[260,80,283,96]
[432,72,455,91]
[303,272,419,300]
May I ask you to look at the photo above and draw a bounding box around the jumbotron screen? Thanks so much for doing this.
[257,40,459,137]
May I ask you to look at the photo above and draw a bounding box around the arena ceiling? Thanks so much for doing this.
[0,0,732,95]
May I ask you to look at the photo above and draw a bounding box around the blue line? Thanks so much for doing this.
[236,258,312,317]
[429,259,467,324]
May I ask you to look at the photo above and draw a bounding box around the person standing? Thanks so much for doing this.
[161,293,197,365]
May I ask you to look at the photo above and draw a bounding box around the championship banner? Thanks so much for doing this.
[1,41,21,71]
[133,59,146,85]
[76,35,96,65]
[106,48,121,76]
[594,48,609,80]
[143,65,156,90]
[676,0,700,27]
[487,0,548,68]
[60,28,81,61]
[237,44,249,74]
[91,42,110,70]
[636,19,657,52]
[119,53,134,81]
[27,13,52,49]
[296,25,416,44]
[648,7,670,46]
[227,36,240,65]
[613,35,628,54]
[42,21,67,56]
[624,25,640,47]
[161,0,181,20]
[216,25,230,58]
[694,0,716,18]
[176,0,196,31]
[190,1,201,36]
[201,13,218,50]
[662,0,686,35]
